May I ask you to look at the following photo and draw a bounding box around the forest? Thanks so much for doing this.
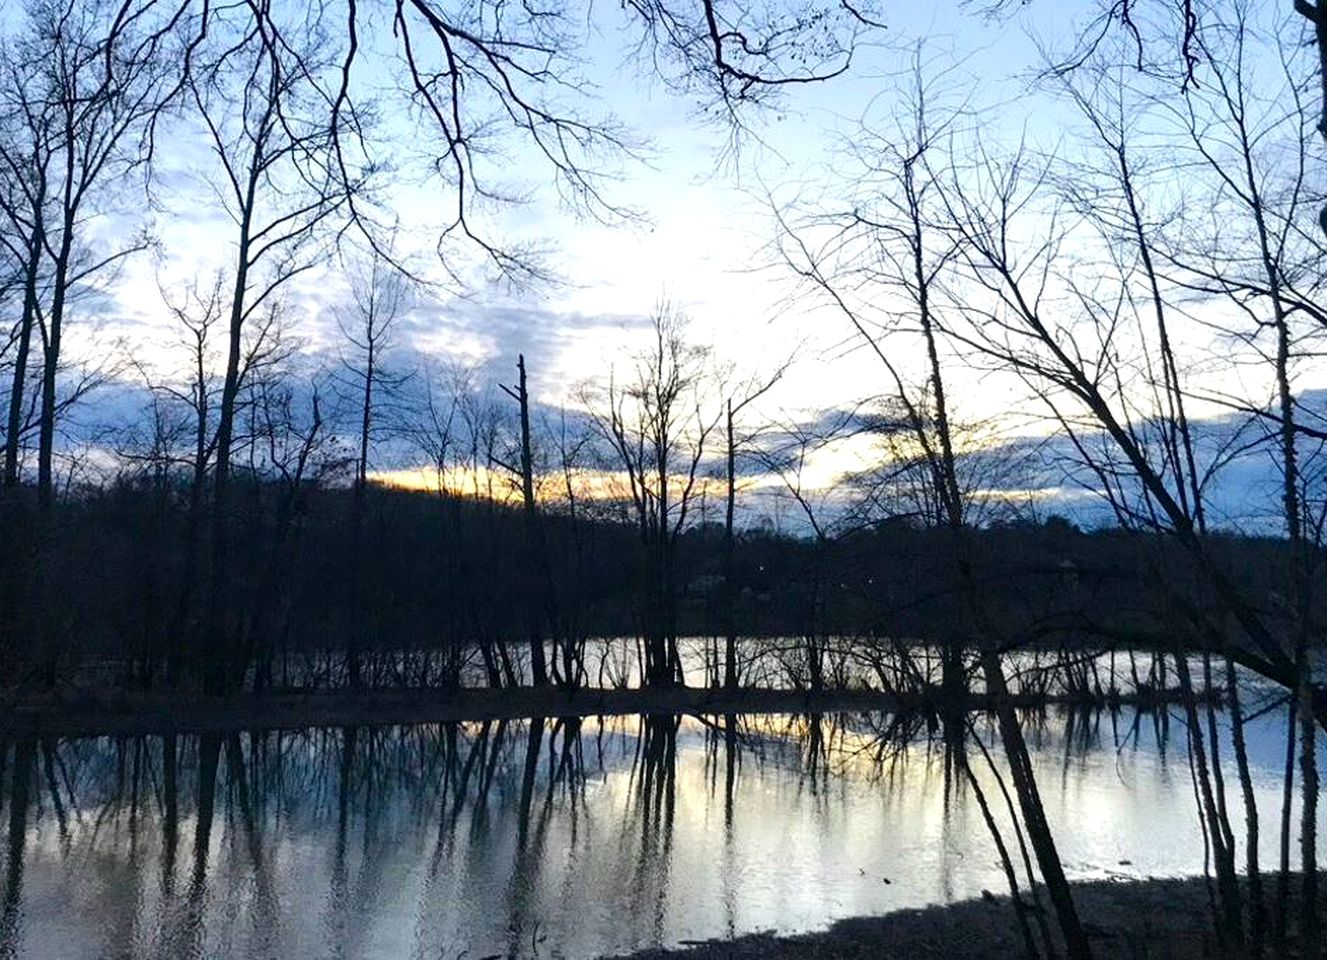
[2,477,1321,699]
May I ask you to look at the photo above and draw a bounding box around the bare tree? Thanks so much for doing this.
[750,410,854,693]
[0,34,52,492]
[584,305,723,686]
[151,272,228,683]
[12,0,185,512]
[335,244,412,686]
[774,47,1101,955]
[337,247,412,495]
[720,358,791,688]
[191,0,368,692]
[1161,10,1327,943]
[496,355,555,686]
[240,359,347,689]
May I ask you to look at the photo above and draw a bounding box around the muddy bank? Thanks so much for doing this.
[0,683,1209,738]
[606,875,1312,959]
[0,685,917,737]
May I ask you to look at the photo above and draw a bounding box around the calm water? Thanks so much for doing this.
[1,703,1322,959]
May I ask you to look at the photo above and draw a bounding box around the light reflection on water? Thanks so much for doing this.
[1,706,1323,959]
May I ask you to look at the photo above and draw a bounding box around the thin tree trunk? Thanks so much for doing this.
[206,163,258,697]
[1174,646,1243,945]
[347,335,374,689]
[1227,658,1265,956]
[961,746,1040,960]
[3,220,44,489]
[35,234,72,512]
[1277,688,1298,948]
[35,140,76,514]
[511,355,549,686]
[982,650,1092,960]
[723,400,738,689]
[1300,661,1319,944]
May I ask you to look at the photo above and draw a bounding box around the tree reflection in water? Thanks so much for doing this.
[0,706,1320,958]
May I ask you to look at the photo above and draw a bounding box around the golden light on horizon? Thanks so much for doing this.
[369,464,738,506]
[367,423,1057,515]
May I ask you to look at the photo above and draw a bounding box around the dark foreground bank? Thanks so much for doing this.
[607,875,1317,959]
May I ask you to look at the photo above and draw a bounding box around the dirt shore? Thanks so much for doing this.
[0,684,1206,738]
[606,875,1312,959]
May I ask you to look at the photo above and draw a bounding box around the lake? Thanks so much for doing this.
[0,700,1321,959]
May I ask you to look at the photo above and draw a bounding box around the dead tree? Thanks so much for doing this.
[498,354,556,686]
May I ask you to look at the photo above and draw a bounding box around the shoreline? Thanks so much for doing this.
[603,874,1306,959]
[1,683,1209,738]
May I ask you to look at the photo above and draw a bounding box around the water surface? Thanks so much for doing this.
[1,704,1321,959]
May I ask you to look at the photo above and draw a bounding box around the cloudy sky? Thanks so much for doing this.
[51,0,1324,531]
[103,2,1088,403]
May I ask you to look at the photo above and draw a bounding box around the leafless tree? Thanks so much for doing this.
[772,45,1125,956]
[495,355,556,686]
[1158,9,1327,944]
[239,359,347,689]
[334,243,412,686]
[0,33,52,493]
[719,358,792,688]
[584,304,723,685]
[1034,42,1264,946]
[6,0,186,512]
[337,247,413,495]
[190,0,369,692]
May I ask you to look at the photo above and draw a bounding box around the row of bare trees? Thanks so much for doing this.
[0,0,881,690]
[773,4,1327,954]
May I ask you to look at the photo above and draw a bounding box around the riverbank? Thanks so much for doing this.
[607,875,1311,959]
[0,683,1210,738]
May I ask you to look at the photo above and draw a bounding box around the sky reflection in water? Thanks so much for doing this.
[1,706,1323,959]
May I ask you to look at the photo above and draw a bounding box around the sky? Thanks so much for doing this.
[35,0,1327,531]
[107,1,1092,403]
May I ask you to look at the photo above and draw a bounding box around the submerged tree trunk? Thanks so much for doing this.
[1173,646,1243,946]
[1278,687,1298,948]
[960,745,1040,960]
[982,650,1092,960]
[1226,658,1265,956]
[193,733,221,881]
[1299,661,1319,944]
[723,400,738,690]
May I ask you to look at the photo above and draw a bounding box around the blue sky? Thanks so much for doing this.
[23,0,1325,531]
[113,1,1102,407]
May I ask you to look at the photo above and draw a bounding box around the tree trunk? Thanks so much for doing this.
[1227,658,1265,956]
[723,401,738,689]
[1173,646,1243,945]
[1277,686,1298,948]
[513,355,549,686]
[3,220,44,489]
[1300,661,1319,944]
[35,213,75,513]
[205,169,257,696]
[982,650,1092,959]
